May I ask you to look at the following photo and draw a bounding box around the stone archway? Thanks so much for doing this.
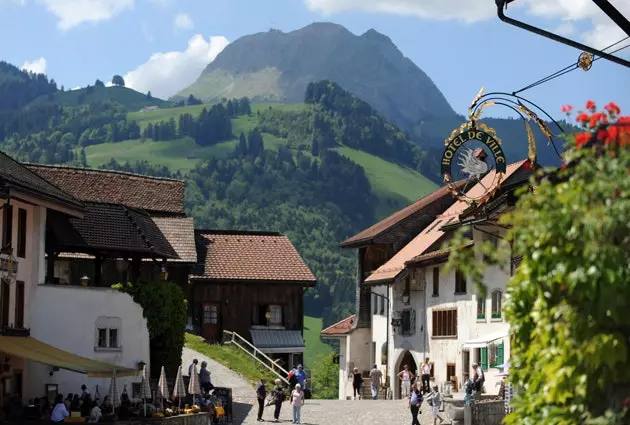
[395,350,418,399]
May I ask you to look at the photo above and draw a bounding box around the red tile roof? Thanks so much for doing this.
[191,230,317,285]
[151,216,197,263]
[320,315,355,337]
[406,241,474,266]
[25,164,185,214]
[340,181,466,248]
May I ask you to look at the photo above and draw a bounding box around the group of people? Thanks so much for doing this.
[188,358,214,395]
[50,385,104,423]
[255,364,308,424]
[351,364,384,400]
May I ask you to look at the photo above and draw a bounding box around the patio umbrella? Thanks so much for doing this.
[188,364,201,402]
[172,365,186,408]
[157,366,169,410]
[107,369,120,414]
[139,364,151,417]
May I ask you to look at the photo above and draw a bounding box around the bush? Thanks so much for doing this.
[114,281,187,378]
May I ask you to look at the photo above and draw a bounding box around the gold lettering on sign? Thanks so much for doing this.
[475,131,484,141]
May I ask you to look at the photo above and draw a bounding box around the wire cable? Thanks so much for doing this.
[513,36,630,94]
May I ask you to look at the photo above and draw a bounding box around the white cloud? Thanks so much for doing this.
[122,34,230,99]
[305,0,630,47]
[554,22,575,36]
[173,12,194,31]
[38,0,134,30]
[22,57,47,74]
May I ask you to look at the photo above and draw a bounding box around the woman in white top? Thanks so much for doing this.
[427,385,444,425]
[290,383,305,424]
[397,364,414,398]
[50,395,69,423]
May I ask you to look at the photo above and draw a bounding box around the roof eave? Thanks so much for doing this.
[189,277,317,287]
[8,184,85,218]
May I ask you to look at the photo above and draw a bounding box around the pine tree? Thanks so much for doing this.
[80,148,87,167]
[238,132,247,155]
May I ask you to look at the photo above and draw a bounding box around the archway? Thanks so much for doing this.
[396,350,417,399]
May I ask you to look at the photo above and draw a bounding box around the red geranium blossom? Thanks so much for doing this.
[589,112,608,129]
[575,133,590,148]
[604,101,621,117]
[586,100,596,112]
[576,113,590,126]
[561,105,573,115]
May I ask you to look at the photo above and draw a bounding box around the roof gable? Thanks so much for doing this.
[321,315,355,336]
[25,164,185,214]
[192,230,316,285]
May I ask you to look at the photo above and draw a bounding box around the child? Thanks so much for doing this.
[427,385,444,425]
[290,383,305,424]
[463,372,474,407]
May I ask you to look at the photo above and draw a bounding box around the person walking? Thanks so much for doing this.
[290,383,305,424]
[199,361,213,395]
[398,364,414,398]
[408,383,423,425]
[421,358,432,393]
[256,378,267,422]
[272,379,284,423]
[427,385,444,425]
[369,364,382,400]
[352,367,363,400]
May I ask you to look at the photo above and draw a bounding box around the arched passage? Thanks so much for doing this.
[395,350,418,399]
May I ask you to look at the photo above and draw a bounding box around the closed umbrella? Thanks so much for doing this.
[172,366,186,408]
[188,364,201,402]
[139,364,151,416]
[157,366,169,410]
[107,369,120,414]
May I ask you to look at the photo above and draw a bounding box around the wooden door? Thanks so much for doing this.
[447,363,456,390]
[201,303,220,342]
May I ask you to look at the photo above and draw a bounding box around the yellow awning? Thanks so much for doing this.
[0,336,137,378]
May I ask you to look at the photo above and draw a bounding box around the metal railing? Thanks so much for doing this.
[222,330,290,385]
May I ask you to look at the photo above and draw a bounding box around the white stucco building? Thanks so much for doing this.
[328,160,531,399]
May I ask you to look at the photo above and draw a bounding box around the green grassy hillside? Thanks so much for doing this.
[304,316,333,366]
[28,86,173,111]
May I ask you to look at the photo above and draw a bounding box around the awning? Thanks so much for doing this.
[250,330,305,354]
[0,336,137,378]
[462,330,509,349]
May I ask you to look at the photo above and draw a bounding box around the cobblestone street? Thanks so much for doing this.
[183,347,445,425]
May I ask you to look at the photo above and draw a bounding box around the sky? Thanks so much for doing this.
[0,0,629,121]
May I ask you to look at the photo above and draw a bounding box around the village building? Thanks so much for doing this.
[190,229,317,369]
[325,160,532,399]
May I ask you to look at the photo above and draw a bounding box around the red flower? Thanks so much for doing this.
[560,163,567,170]
[561,105,573,115]
[597,129,609,142]
[589,112,608,129]
[576,113,590,126]
[604,102,621,117]
[586,100,596,112]
[575,133,590,148]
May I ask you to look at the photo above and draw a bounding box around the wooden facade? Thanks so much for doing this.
[190,280,304,343]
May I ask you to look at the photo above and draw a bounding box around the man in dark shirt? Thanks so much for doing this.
[256,378,267,422]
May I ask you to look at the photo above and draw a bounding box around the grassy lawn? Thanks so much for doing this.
[303,316,333,366]
[184,333,276,387]
[333,146,438,218]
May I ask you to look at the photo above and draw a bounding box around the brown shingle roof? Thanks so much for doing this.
[191,230,316,285]
[151,216,197,263]
[406,241,474,267]
[321,315,355,337]
[0,152,83,214]
[25,163,185,214]
[340,181,466,248]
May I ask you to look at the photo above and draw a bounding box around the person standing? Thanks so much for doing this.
[188,359,198,376]
[398,365,414,398]
[427,385,445,425]
[352,367,363,400]
[199,361,213,395]
[256,378,267,422]
[408,383,423,425]
[421,358,432,393]
[272,379,284,423]
[462,372,474,407]
[293,365,307,389]
[50,394,69,424]
[472,362,485,393]
[369,365,383,400]
[290,383,305,424]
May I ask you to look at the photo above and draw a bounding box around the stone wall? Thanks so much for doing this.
[118,413,212,425]
[472,400,506,425]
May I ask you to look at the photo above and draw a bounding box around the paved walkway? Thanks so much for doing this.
[182,347,444,425]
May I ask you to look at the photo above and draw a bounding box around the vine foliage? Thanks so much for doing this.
[113,280,187,379]
[445,102,630,424]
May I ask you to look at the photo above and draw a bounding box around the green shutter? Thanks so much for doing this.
[497,343,504,366]
[481,347,488,370]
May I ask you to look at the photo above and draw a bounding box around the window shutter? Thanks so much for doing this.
[497,342,504,366]
[481,347,488,370]
[410,309,416,335]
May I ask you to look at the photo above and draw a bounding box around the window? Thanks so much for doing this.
[379,296,385,315]
[17,209,26,258]
[432,308,457,338]
[455,270,467,294]
[477,295,486,320]
[488,342,505,367]
[15,281,24,328]
[400,309,416,337]
[2,205,13,248]
[491,290,502,319]
[95,317,121,350]
[432,267,439,297]
[1,280,9,328]
[482,232,499,261]
[268,305,282,326]
[203,305,218,324]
